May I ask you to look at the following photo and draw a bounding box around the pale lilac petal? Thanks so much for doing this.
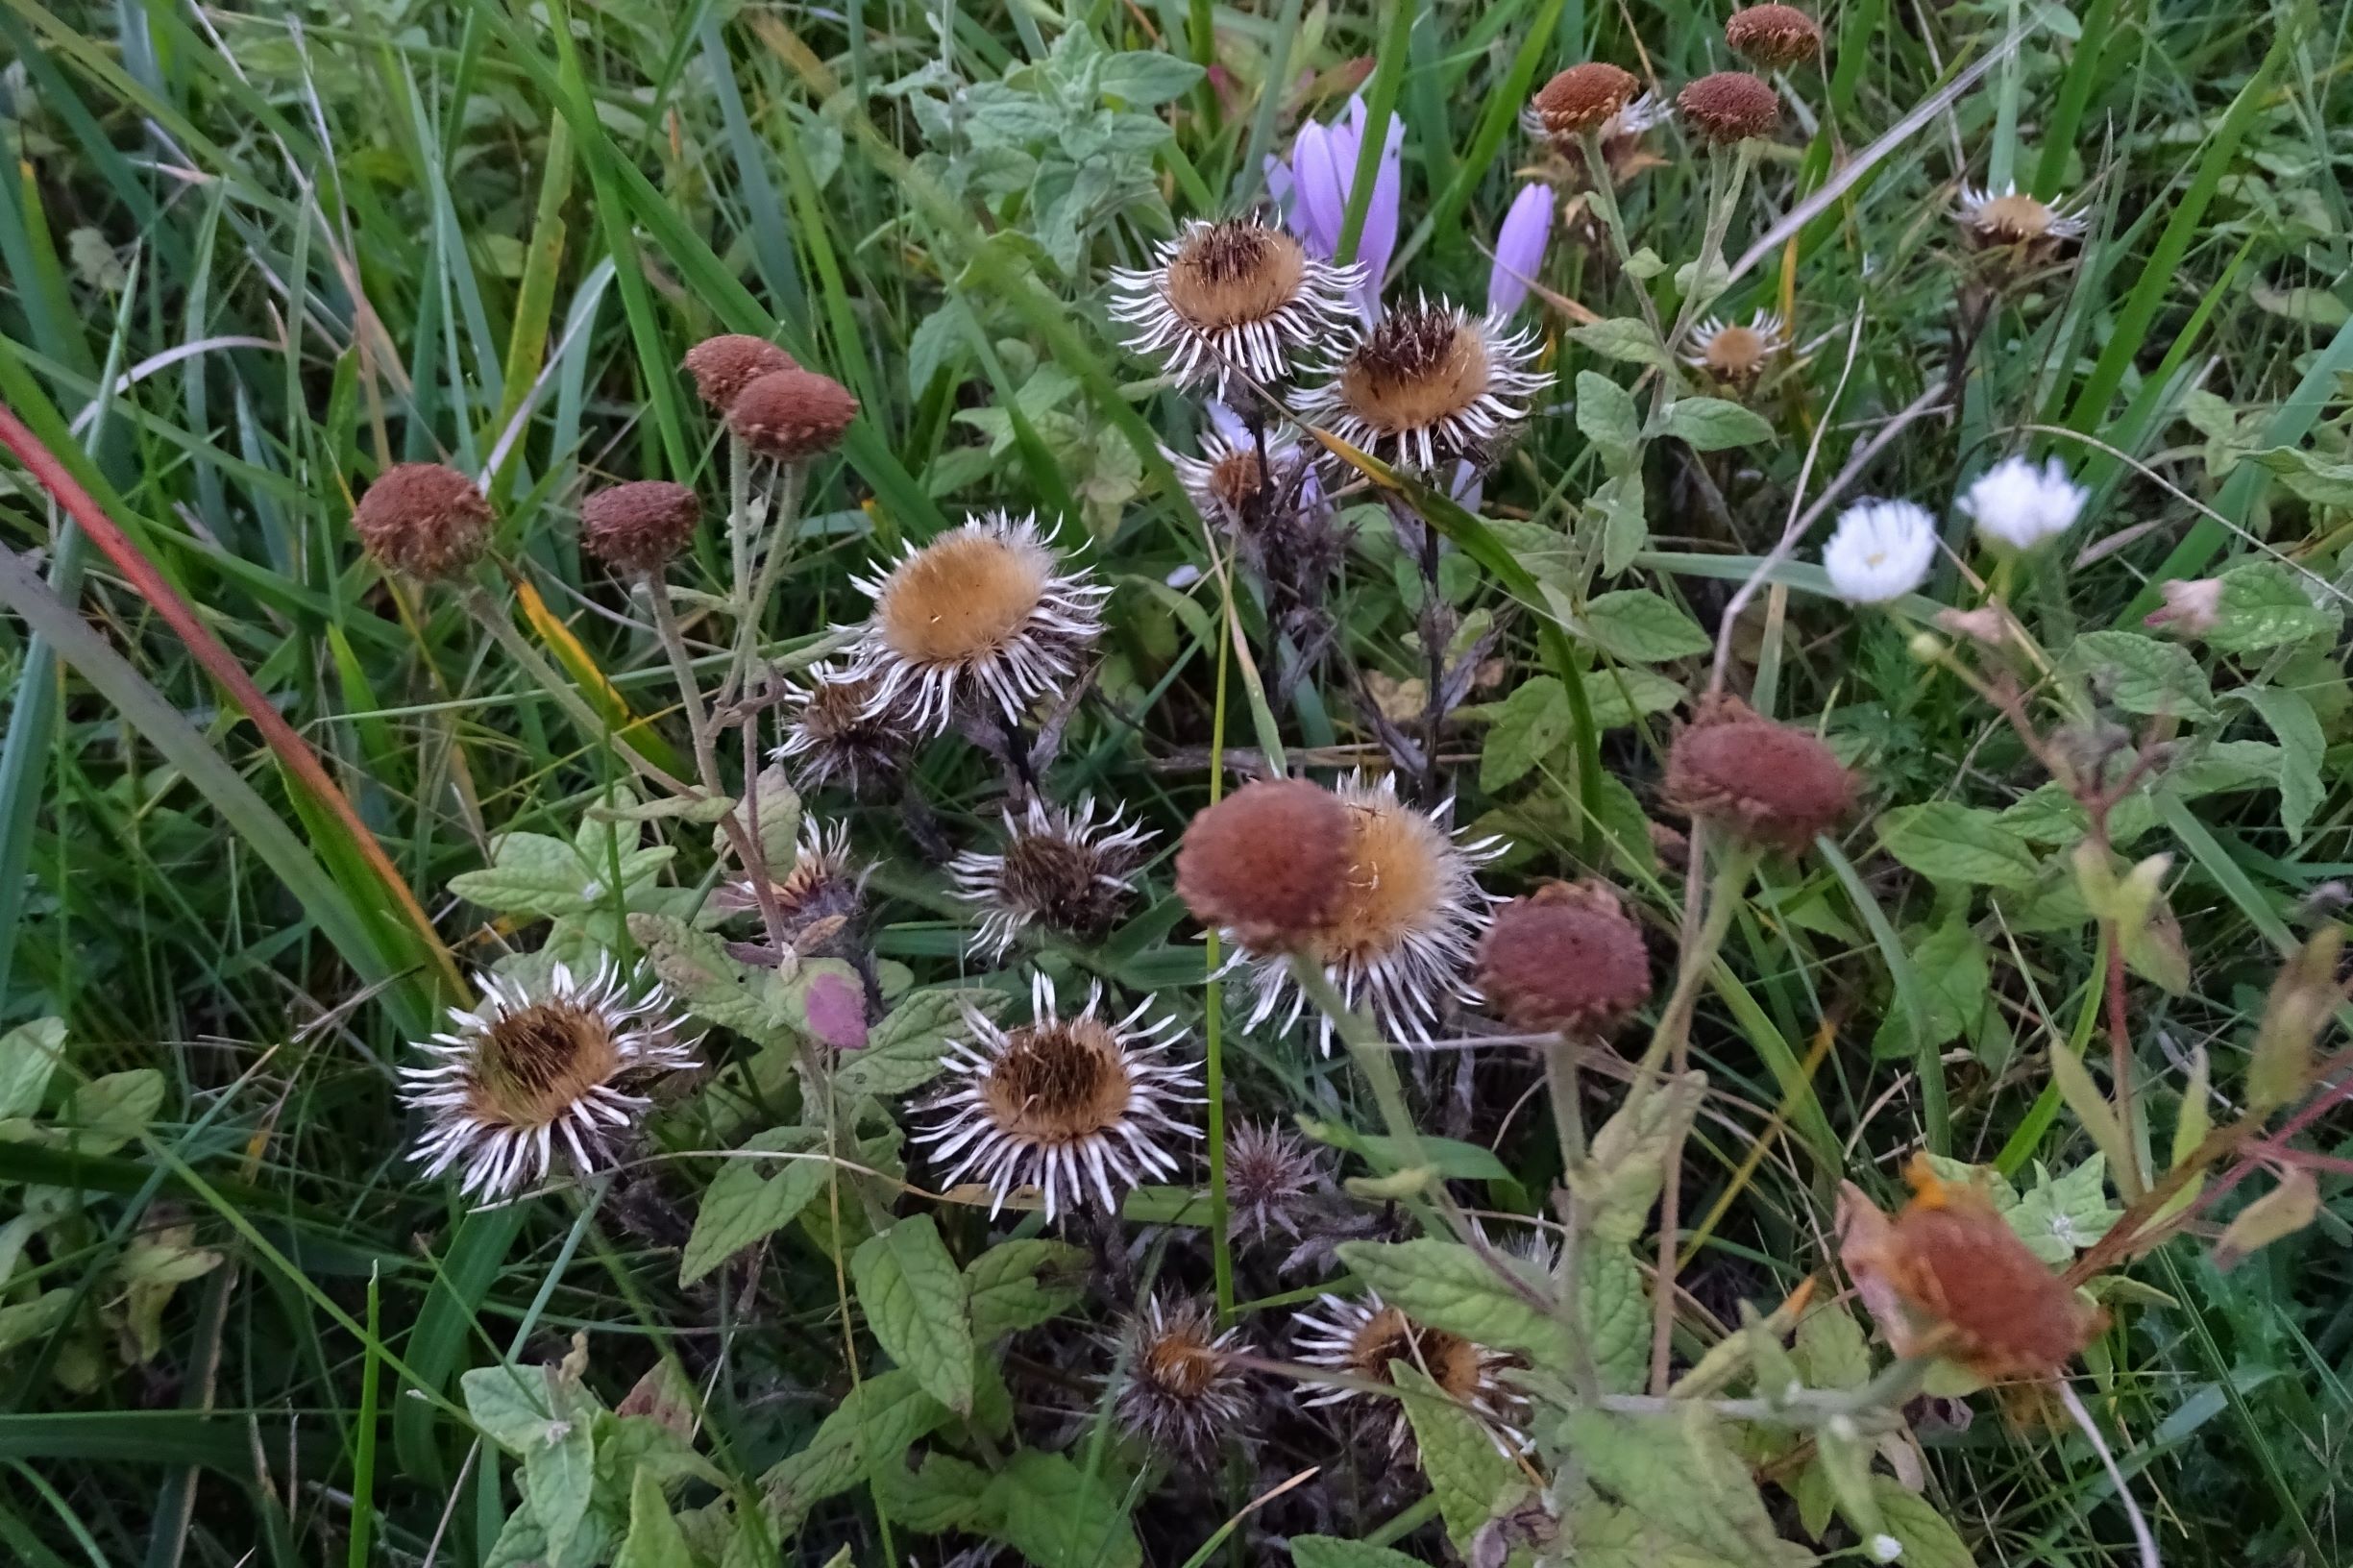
[1206,400,1251,448]
[1357,128,1402,320]
[1487,184,1554,316]
[1290,122,1346,258]
[1450,463,1483,511]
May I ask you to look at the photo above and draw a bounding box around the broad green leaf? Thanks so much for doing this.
[1481,676,1572,790]
[852,1214,974,1415]
[1392,1361,1530,1552]
[740,761,802,872]
[2048,1050,2135,1197]
[759,1369,950,1536]
[526,1415,599,1568]
[1594,471,1650,576]
[2251,445,2353,506]
[1096,51,1206,105]
[1870,1482,1976,1568]
[62,1068,164,1156]
[0,1290,72,1356]
[2207,560,2340,652]
[1296,1117,1514,1181]
[1290,1538,1431,1568]
[1580,589,1711,663]
[1581,1244,1649,1393]
[979,1450,1142,1568]
[2239,684,2323,842]
[1567,1498,1753,1568]
[2063,630,2216,720]
[461,1360,603,1455]
[628,914,786,1042]
[835,989,998,1100]
[1337,1239,1569,1362]
[1569,317,1671,369]
[451,831,597,918]
[1587,666,1689,729]
[2009,1156,2122,1263]
[1582,1071,1704,1247]
[967,1238,1089,1338]
[1792,1304,1872,1391]
[0,1017,63,1119]
[1562,1406,1814,1566]
[1577,371,1643,457]
[873,1452,992,1533]
[1870,920,1987,1060]
[1876,803,2040,889]
[679,1127,831,1286]
[1658,397,1777,452]
[615,1469,695,1568]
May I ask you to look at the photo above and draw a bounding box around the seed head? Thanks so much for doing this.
[681,334,797,412]
[1663,694,1854,851]
[1677,71,1781,143]
[1109,1294,1254,1463]
[727,367,859,461]
[1224,1120,1323,1246]
[352,462,493,579]
[1531,63,1642,138]
[1175,778,1352,950]
[578,480,700,576]
[1725,4,1823,68]
[1476,879,1652,1036]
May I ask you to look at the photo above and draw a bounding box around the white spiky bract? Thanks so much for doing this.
[947,796,1155,961]
[772,658,906,793]
[400,959,698,1200]
[1231,772,1501,1053]
[915,973,1202,1221]
[1164,429,1309,527]
[1297,296,1551,475]
[1954,181,2088,244]
[1959,455,2089,552]
[1108,1293,1254,1460]
[1109,218,1361,393]
[1822,498,1938,604]
[1289,1290,1525,1455]
[842,511,1109,735]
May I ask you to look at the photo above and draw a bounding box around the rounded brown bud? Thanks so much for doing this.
[1175,778,1350,950]
[681,334,797,412]
[1532,62,1641,138]
[727,367,860,461]
[1724,4,1823,68]
[579,480,700,576]
[351,462,492,579]
[1477,880,1652,1036]
[1663,694,1855,851]
[1677,71,1781,144]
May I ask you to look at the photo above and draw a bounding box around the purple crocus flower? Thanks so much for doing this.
[1266,96,1404,323]
[1487,184,1554,317]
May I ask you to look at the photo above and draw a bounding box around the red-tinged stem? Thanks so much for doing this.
[0,401,464,996]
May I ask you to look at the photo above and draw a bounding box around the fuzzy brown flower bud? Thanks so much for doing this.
[1663,694,1854,851]
[351,462,493,579]
[681,334,797,412]
[579,480,700,576]
[1677,71,1781,144]
[1175,778,1350,949]
[1531,62,1641,138]
[727,368,860,461]
[1476,880,1652,1035]
[1724,4,1823,68]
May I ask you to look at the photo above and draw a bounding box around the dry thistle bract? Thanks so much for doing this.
[579,480,700,576]
[353,461,493,579]
[1175,777,1351,950]
[1664,694,1855,851]
[1477,879,1652,1035]
[1531,62,1641,138]
[682,333,797,412]
[1725,4,1823,67]
[728,367,860,461]
[1677,71,1781,143]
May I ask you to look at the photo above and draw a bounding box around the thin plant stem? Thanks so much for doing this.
[1667,141,1757,355]
[2058,1380,2162,1568]
[1287,956,1427,1173]
[1577,132,1667,344]
[1206,603,1237,1326]
[725,459,805,708]
[1541,1029,1599,1398]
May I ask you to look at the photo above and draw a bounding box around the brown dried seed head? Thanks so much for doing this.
[1677,71,1781,144]
[1476,879,1652,1035]
[1725,4,1823,67]
[728,368,860,461]
[579,480,700,576]
[1532,62,1641,138]
[681,334,797,412]
[1701,324,1772,381]
[1336,306,1492,438]
[1164,220,1311,330]
[1663,694,1855,851]
[1175,778,1351,950]
[352,462,493,579]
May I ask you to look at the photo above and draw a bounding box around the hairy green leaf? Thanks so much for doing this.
[852,1214,974,1414]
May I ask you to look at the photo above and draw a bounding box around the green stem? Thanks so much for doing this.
[726,459,805,707]
[1287,956,1426,1173]
[1206,610,1237,1326]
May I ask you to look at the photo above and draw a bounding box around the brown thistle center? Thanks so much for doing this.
[1164,223,1310,331]
[1000,832,1129,936]
[801,676,887,741]
[1974,193,2055,242]
[1141,1325,1223,1399]
[1308,799,1449,968]
[980,1018,1132,1144]
[470,1002,620,1129]
[1206,449,1271,514]
[1337,310,1491,435]
[877,532,1049,664]
[1348,1308,1484,1400]
[1703,325,1769,379]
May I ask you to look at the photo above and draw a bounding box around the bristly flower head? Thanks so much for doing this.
[1108,1294,1254,1462]
[714,817,870,944]
[1166,426,1309,535]
[1664,694,1856,852]
[1955,182,2088,251]
[1225,1120,1324,1245]
[1110,218,1360,393]
[579,480,700,577]
[1235,772,1501,1051]
[948,796,1155,960]
[1725,4,1824,68]
[1298,296,1550,474]
[1177,777,1354,950]
[915,973,1202,1221]
[727,367,859,461]
[1677,71,1781,144]
[1527,62,1645,140]
[773,660,911,795]
[1292,1291,1524,1455]
[682,334,797,412]
[842,511,1110,735]
[1959,454,2087,553]
[1476,879,1652,1036]
[1822,498,1937,605]
[401,959,699,1199]
[353,462,493,579]
[1681,311,1788,388]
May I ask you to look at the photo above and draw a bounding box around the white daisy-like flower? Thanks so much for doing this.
[1297,296,1551,475]
[1954,181,2088,248]
[841,511,1110,735]
[915,972,1202,1221]
[1164,427,1310,532]
[1822,499,1938,604]
[772,659,909,794]
[400,959,699,1200]
[1681,311,1789,386]
[947,796,1155,960]
[1110,217,1362,393]
[1107,1293,1255,1462]
[1959,454,2088,552]
[1291,1290,1525,1455]
[1227,772,1500,1053]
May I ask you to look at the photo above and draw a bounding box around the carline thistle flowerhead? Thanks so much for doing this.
[1298,296,1551,475]
[772,658,910,795]
[400,959,699,1200]
[1959,454,2088,553]
[1955,181,2088,251]
[1165,425,1311,533]
[1682,311,1789,388]
[1109,217,1360,394]
[947,796,1155,960]
[915,972,1202,1221]
[1822,498,1938,604]
[1291,1291,1525,1456]
[842,511,1110,735]
[1108,1293,1254,1463]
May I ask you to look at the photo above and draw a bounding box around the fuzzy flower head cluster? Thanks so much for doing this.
[1961,455,2087,553]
